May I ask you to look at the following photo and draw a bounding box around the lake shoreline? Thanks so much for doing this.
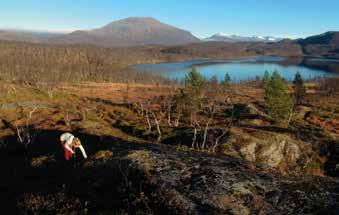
[133,56,339,82]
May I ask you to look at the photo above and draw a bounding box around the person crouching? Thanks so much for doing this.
[60,133,88,160]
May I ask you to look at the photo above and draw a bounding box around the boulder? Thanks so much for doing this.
[222,127,305,169]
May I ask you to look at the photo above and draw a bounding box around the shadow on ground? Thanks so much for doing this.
[0,129,164,214]
[1,128,339,214]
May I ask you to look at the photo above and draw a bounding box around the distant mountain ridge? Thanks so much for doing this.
[296,31,339,58]
[0,18,338,59]
[0,29,62,43]
[297,31,339,46]
[204,33,283,43]
[52,17,200,46]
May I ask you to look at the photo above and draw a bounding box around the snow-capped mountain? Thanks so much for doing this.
[204,33,283,43]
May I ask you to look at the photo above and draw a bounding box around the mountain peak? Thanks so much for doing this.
[214,32,227,37]
[112,17,161,24]
[126,16,159,21]
[54,17,200,46]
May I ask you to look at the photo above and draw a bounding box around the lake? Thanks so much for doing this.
[133,56,339,82]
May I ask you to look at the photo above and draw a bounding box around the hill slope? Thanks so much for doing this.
[297,31,339,58]
[52,17,200,46]
[297,31,339,46]
[0,30,61,43]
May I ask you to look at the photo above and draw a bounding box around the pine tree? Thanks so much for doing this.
[293,71,306,105]
[184,67,204,112]
[221,73,231,86]
[264,71,293,124]
[263,70,270,88]
[185,67,204,99]
[220,73,231,94]
[183,67,205,129]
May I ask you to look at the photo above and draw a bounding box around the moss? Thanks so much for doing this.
[158,126,175,140]
[304,161,324,176]
[277,160,289,174]
[93,150,113,160]
[127,150,154,173]
[161,128,193,146]
[215,195,251,214]
[231,183,253,196]
[17,192,83,214]
[84,150,114,168]
[30,156,56,168]
[115,119,150,139]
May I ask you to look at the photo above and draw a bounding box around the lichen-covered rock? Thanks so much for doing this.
[222,127,307,169]
[111,144,338,214]
[10,141,339,214]
[257,137,301,168]
[239,141,257,162]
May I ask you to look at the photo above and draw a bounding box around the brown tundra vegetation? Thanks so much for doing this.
[0,40,338,214]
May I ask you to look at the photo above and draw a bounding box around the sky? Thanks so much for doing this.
[0,0,339,39]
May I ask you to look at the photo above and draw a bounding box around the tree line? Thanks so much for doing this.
[0,40,184,84]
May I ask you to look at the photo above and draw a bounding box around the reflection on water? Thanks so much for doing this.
[134,56,339,82]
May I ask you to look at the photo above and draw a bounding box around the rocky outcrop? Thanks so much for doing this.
[3,136,338,214]
[84,144,338,214]
[222,127,311,169]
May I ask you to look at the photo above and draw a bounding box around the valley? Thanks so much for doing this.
[0,13,338,214]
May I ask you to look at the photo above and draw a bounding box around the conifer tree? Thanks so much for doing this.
[220,73,231,94]
[264,71,293,124]
[184,67,204,101]
[184,67,205,146]
[184,67,204,122]
[263,70,270,88]
[293,71,306,105]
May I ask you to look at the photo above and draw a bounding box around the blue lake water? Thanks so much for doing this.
[133,56,339,82]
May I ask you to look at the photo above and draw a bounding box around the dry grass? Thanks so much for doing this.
[59,82,176,103]
[17,192,83,214]
[31,155,56,168]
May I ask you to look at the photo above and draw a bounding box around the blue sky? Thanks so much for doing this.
[1,0,339,38]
